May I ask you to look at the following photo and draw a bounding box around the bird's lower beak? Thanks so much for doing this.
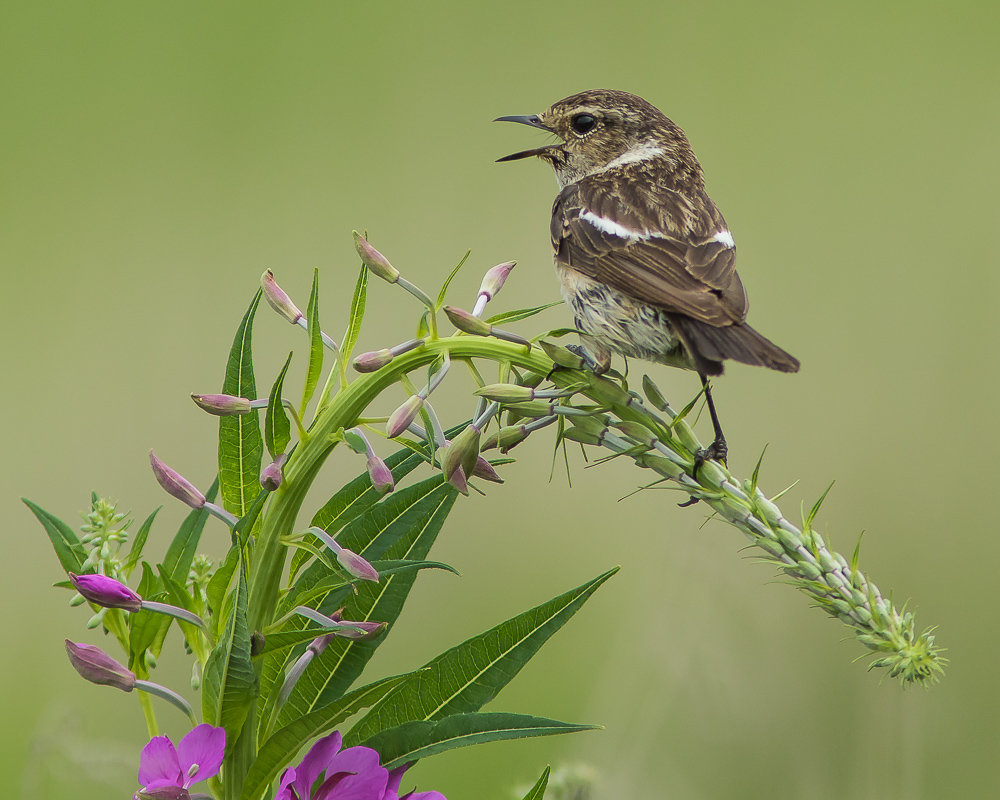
[494,114,560,163]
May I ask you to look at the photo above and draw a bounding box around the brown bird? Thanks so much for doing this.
[496,88,799,465]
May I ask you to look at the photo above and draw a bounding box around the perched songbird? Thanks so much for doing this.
[496,89,799,464]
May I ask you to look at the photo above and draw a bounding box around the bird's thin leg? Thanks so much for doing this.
[695,373,728,468]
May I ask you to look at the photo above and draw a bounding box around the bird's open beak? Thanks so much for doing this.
[494,114,560,162]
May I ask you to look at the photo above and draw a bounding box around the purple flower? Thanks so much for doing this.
[70,573,143,612]
[134,724,225,800]
[385,764,447,800]
[149,451,207,510]
[275,731,387,800]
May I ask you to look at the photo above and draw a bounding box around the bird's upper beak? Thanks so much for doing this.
[494,114,561,162]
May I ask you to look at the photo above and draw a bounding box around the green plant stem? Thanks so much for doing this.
[137,688,159,739]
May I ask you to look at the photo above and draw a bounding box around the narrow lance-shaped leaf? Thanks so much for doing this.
[300,269,323,417]
[345,567,618,745]
[219,290,264,516]
[485,300,563,326]
[435,249,471,309]
[123,506,160,575]
[22,499,86,574]
[163,477,219,587]
[265,352,293,459]
[239,675,406,800]
[342,263,368,364]
[274,479,457,728]
[202,550,255,754]
[364,712,599,770]
[520,767,551,800]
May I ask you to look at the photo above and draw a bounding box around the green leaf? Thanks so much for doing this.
[219,290,264,517]
[342,264,368,364]
[233,487,269,548]
[207,544,240,642]
[289,444,430,580]
[805,481,835,529]
[241,675,406,800]
[275,479,457,728]
[345,567,617,746]
[364,712,599,769]
[416,309,430,339]
[435,250,471,309]
[521,766,551,800]
[123,507,160,575]
[202,552,255,755]
[128,562,169,671]
[163,478,218,587]
[265,352,293,459]
[22,498,86,574]
[301,269,324,417]
[485,301,562,326]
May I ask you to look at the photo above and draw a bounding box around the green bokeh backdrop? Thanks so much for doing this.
[4,1,998,797]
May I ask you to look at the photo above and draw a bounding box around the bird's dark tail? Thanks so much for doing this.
[670,315,800,375]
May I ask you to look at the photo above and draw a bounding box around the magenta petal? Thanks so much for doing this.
[400,792,447,800]
[176,724,225,785]
[323,745,387,800]
[274,767,297,800]
[138,736,182,786]
[295,731,343,795]
[385,765,409,797]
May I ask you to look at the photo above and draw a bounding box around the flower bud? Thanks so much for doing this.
[447,465,469,495]
[65,640,136,691]
[474,383,536,403]
[69,573,142,612]
[149,452,206,510]
[585,376,633,407]
[477,260,516,301]
[191,393,252,416]
[540,340,585,369]
[261,269,303,324]
[480,425,528,452]
[471,456,504,483]
[367,455,395,495]
[386,395,424,439]
[443,305,491,336]
[353,231,400,283]
[352,348,394,373]
[260,453,287,491]
[442,424,481,480]
[332,620,387,641]
[336,548,380,582]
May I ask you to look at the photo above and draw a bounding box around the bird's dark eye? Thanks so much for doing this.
[570,113,597,135]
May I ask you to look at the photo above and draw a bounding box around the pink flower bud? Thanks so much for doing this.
[261,269,303,324]
[447,465,469,496]
[366,455,394,495]
[260,453,288,491]
[353,231,400,283]
[335,548,380,583]
[191,393,252,416]
[149,452,206,510]
[477,260,516,301]
[65,640,136,691]
[386,395,424,439]
[443,305,491,336]
[70,573,142,612]
[471,456,504,483]
[352,349,394,373]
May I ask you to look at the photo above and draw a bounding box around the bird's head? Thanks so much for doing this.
[496,89,700,187]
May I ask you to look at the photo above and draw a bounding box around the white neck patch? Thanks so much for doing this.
[603,142,665,171]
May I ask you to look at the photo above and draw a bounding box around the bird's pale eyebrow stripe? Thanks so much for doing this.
[710,230,735,248]
[578,209,653,241]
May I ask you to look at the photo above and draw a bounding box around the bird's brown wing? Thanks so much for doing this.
[550,175,748,326]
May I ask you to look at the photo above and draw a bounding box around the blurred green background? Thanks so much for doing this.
[4,1,998,797]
